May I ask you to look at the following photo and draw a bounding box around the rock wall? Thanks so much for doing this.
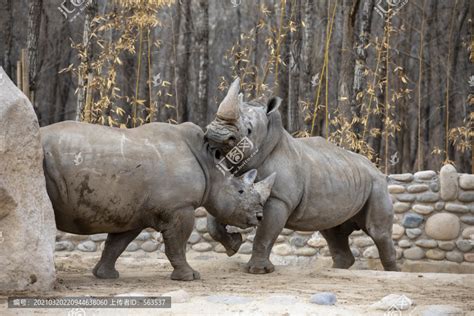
[55,166,474,273]
[0,68,56,292]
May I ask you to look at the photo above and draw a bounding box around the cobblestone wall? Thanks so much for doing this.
[55,165,474,272]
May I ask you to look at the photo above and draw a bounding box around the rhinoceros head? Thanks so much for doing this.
[205,78,282,167]
[214,169,276,228]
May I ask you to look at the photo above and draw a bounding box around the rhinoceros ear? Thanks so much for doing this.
[266,97,282,115]
[254,172,277,204]
[241,169,258,186]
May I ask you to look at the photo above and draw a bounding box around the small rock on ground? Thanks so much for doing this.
[310,292,337,305]
[370,294,413,311]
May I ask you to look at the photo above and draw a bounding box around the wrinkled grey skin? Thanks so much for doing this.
[204,79,399,273]
[41,121,276,281]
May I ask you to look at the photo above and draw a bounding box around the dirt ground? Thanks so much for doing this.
[1,251,473,315]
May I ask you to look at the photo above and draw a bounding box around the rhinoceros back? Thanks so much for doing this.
[289,136,382,230]
[41,121,205,234]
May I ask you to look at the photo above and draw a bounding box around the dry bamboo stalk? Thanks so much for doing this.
[147,29,153,123]
[273,0,286,86]
[134,28,144,127]
[84,73,93,123]
[384,14,391,174]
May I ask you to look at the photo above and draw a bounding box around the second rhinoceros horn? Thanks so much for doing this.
[216,78,241,122]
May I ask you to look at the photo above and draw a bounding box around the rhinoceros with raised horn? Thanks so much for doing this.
[205,79,399,273]
[41,121,276,281]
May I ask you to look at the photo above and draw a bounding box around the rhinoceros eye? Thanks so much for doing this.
[238,189,244,194]
[247,128,252,135]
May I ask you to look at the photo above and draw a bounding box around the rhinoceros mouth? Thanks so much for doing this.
[205,120,240,147]
[206,136,237,155]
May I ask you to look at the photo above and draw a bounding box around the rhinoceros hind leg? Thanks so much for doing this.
[162,207,200,281]
[320,222,356,269]
[93,264,119,279]
[93,228,142,279]
[371,235,399,271]
[207,214,243,257]
[363,182,399,272]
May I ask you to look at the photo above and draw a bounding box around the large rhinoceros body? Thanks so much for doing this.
[41,121,275,280]
[279,136,376,231]
[205,79,398,273]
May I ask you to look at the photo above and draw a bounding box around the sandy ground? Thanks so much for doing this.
[0,251,473,315]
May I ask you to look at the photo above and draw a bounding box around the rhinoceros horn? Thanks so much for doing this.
[216,78,241,122]
[254,172,277,205]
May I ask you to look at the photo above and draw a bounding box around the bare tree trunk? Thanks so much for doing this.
[400,7,416,173]
[251,0,261,99]
[176,0,192,123]
[337,0,356,125]
[288,0,302,133]
[236,2,242,78]
[276,0,290,129]
[2,0,13,76]
[195,0,209,128]
[449,0,468,170]
[170,1,181,123]
[75,0,97,121]
[351,0,372,136]
[27,0,42,108]
[369,28,387,162]
[470,0,474,173]
[300,0,316,132]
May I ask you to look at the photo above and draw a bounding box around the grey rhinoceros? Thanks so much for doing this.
[204,79,398,273]
[41,121,276,281]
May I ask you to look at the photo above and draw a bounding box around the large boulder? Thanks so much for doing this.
[0,67,56,291]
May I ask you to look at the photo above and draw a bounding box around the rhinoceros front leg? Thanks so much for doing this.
[246,198,289,274]
[93,228,142,279]
[207,214,243,256]
[162,207,200,281]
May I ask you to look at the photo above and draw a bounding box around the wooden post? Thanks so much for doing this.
[21,49,30,100]
[16,60,22,91]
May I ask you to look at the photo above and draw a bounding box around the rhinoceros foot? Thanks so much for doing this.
[224,232,243,257]
[92,264,119,279]
[171,268,201,281]
[245,258,275,274]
